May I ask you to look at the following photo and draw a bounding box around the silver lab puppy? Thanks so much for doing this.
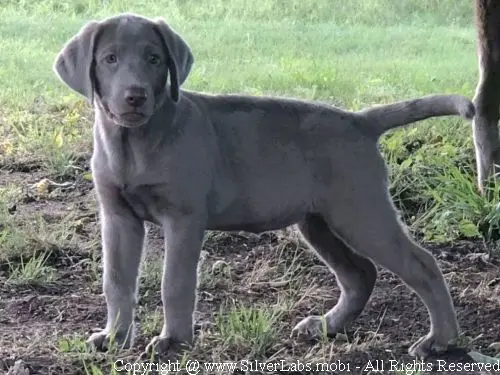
[53,13,475,359]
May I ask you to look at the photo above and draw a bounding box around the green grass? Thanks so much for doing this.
[6,250,57,286]
[215,302,283,358]
[2,0,500,373]
[0,184,81,263]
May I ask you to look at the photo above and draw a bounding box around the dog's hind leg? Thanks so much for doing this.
[314,174,458,358]
[292,214,377,338]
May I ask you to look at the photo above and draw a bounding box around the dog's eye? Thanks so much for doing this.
[147,54,161,65]
[104,54,117,64]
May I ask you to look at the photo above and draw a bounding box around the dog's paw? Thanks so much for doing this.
[87,329,132,352]
[141,336,190,360]
[291,316,327,340]
[408,333,452,359]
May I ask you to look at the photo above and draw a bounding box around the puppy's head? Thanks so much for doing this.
[53,13,193,128]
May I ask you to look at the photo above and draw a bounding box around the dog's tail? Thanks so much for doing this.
[356,94,475,137]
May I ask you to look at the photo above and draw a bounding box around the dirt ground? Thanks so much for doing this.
[0,160,499,375]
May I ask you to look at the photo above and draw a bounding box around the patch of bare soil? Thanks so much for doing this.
[0,162,499,375]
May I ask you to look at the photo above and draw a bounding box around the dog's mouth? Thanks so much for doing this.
[101,102,149,127]
[109,111,149,127]
[96,97,158,128]
[120,112,146,123]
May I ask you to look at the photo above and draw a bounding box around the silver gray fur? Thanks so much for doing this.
[53,13,475,359]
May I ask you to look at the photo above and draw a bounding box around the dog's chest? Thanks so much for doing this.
[120,183,172,224]
[109,143,150,185]
[95,136,178,223]
[96,124,164,186]
[111,153,174,222]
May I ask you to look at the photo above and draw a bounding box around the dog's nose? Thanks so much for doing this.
[124,86,147,107]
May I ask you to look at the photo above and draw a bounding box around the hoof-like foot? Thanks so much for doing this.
[141,336,190,360]
[291,316,329,340]
[87,329,132,351]
[409,333,455,359]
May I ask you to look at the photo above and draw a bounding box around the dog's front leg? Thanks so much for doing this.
[145,213,205,358]
[87,184,145,351]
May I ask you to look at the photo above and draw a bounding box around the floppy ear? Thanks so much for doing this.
[53,20,100,102]
[153,19,194,102]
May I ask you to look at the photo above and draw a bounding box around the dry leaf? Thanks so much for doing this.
[33,178,51,195]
